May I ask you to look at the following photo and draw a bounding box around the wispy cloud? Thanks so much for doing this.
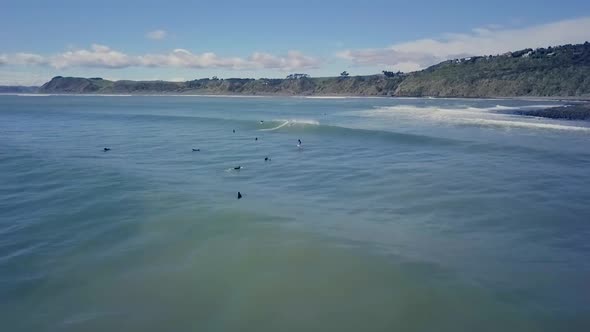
[146,29,167,40]
[0,52,48,66]
[139,48,321,70]
[337,16,590,71]
[248,51,320,71]
[51,44,134,69]
[1,45,321,71]
[138,49,248,69]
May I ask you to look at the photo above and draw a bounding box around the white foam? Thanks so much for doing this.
[460,118,590,132]
[518,104,565,109]
[353,105,589,132]
[362,104,563,114]
[477,104,564,111]
[259,119,320,131]
[30,94,134,97]
[260,121,290,131]
[303,96,349,99]
[163,94,267,98]
[489,105,516,110]
[301,96,384,99]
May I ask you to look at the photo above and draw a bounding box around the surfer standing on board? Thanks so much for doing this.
[297,139,302,148]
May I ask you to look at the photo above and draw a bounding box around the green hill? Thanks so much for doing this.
[38,42,590,98]
[395,43,590,97]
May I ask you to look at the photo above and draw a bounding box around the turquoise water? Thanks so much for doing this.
[1,95,589,331]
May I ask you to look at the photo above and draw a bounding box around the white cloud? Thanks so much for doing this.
[0,45,320,71]
[146,29,168,40]
[0,52,48,66]
[50,44,135,69]
[337,16,590,71]
[385,62,424,73]
[248,51,320,71]
[138,49,320,70]
[138,49,245,68]
[137,49,320,71]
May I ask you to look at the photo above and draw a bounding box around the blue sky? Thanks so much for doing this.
[1,0,590,85]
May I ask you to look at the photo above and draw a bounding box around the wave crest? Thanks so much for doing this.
[259,119,320,131]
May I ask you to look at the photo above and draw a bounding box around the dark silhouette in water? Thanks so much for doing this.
[103,147,111,151]
[192,148,200,152]
[234,166,243,170]
[255,137,258,141]
[260,120,264,123]
[233,129,235,133]
[265,157,270,161]
[237,192,242,199]
[297,139,302,147]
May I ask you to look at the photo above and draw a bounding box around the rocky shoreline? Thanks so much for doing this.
[508,103,590,121]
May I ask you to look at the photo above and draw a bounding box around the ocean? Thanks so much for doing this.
[1,95,589,331]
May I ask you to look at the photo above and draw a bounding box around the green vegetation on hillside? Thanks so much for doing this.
[38,42,590,98]
[396,43,590,97]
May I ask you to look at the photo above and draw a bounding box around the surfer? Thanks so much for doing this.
[234,166,243,170]
[192,148,200,152]
[237,192,242,199]
[233,129,235,133]
[297,139,302,147]
[255,137,258,141]
[265,156,270,161]
[103,147,111,151]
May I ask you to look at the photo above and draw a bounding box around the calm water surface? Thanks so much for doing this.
[1,95,589,331]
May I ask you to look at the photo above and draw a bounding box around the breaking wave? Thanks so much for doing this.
[352,105,589,132]
[259,119,320,131]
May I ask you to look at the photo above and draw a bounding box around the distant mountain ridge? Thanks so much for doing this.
[38,42,590,98]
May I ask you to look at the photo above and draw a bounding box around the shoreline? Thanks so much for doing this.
[498,103,590,121]
[2,92,590,101]
[3,93,589,121]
